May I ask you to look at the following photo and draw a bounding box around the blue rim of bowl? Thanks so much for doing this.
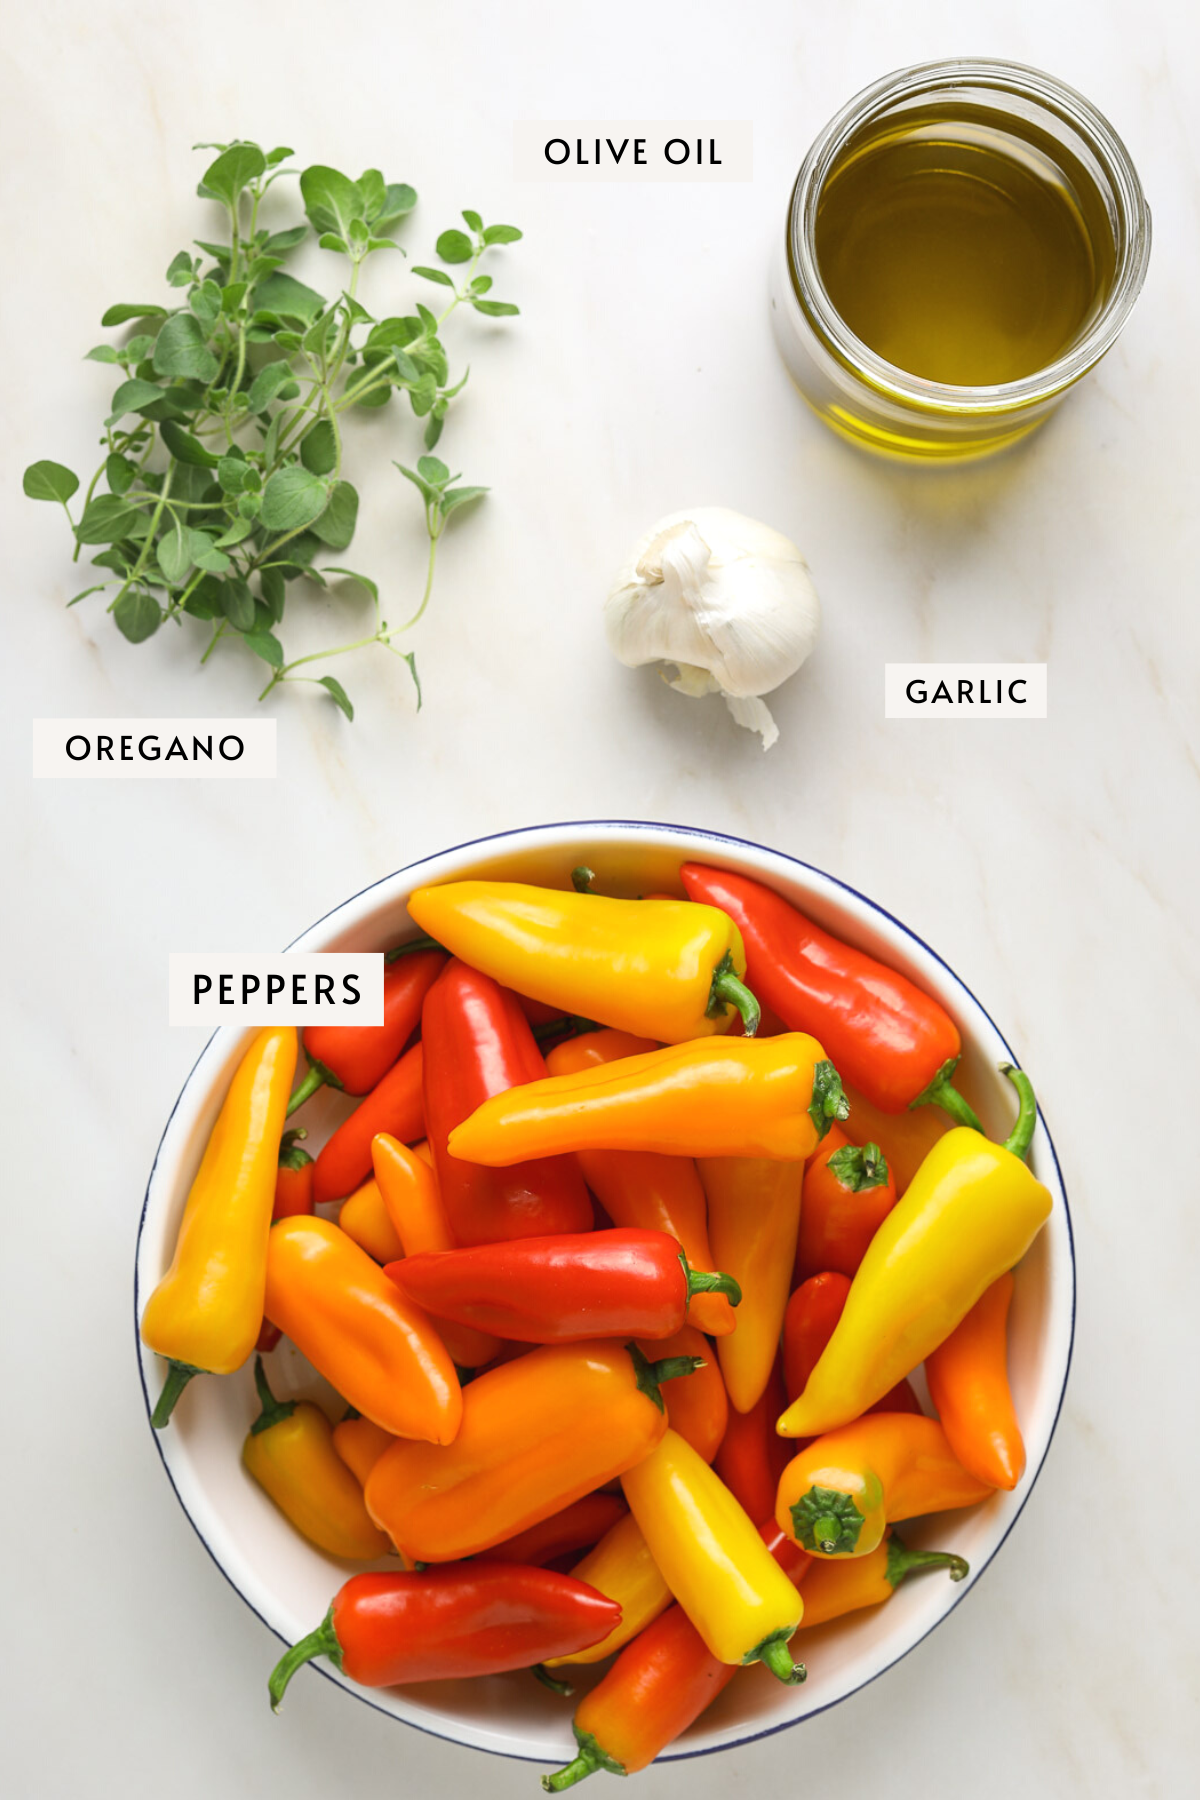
[134,818,1075,1763]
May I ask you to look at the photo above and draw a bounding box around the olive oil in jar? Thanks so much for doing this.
[813,109,1115,387]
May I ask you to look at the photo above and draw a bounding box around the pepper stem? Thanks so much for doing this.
[706,951,761,1036]
[532,1663,574,1697]
[150,1359,200,1429]
[999,1064,1038,1161]
[808,1060,850,1141]
[542,1729,626,1791]
[268,1607,344,1711]
[753,1633,807,1685]
[909,1057,984,1133]
[627,1341,706,1413]
[791,1484,865,1556]
[680,1251,742,1308]
[285,1061,329,1117]
[886,1532,970,1589]
[826,1141,889,1193]
[278,1128,312,1171]
[249,1355,296,1436]
[385,935,444,961]
[571,866,596,894]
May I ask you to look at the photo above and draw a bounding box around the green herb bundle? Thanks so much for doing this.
[24,139,521,720]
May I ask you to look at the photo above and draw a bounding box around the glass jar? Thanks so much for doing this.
[770,60,1151,461]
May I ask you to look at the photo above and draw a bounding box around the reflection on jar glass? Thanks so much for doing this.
[770,60,1151,462]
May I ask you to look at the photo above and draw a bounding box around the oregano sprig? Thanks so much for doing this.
[24,138,522,721]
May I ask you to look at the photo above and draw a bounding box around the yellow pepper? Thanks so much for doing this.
[778,1066,1051,1439]
[544,1511,673,1668]
[406,879,760,1042]
[141,1025,297,1426]
[699,1157,803,1413]
[242,1358,391,1561]
[448,1034,846,1165]
[621,1428,805,1683]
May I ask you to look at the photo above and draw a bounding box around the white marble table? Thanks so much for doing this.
[3,1,1197,1794]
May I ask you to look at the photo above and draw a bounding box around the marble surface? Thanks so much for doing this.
[3,1,1198,1795]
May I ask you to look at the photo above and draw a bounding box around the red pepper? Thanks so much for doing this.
[256,1130,316,1353]
[268,1564,623,1708]
[794,1124,897,1282]
[311,1042,424,1209]
[678,864,979,1124]
[287,948,445,1115]
[486,1494,628,1565]
[782,1272,922,1420]
[713,1356,792,1523]
[421,960,593,1246]
[386,1229,740,1344]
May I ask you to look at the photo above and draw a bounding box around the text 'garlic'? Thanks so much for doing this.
[603,508,820,749]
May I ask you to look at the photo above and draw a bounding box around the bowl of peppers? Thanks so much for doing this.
[136,820,1073,1779]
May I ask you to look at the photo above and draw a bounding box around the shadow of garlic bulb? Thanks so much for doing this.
[604,507,820,750]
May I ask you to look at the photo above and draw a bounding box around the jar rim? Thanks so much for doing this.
[787,57,1152,414]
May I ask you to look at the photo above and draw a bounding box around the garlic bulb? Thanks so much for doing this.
[603,507,820,749]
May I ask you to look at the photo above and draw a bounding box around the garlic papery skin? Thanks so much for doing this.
[603,507,820,749]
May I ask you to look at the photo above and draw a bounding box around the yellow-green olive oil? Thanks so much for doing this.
[813,111,1115,386]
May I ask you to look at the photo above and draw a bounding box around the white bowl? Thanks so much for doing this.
[136,820,1074,1765]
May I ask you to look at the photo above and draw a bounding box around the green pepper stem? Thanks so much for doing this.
[543,1757,597,1793]
[249,1355,296,1436]
[885,1533,970,1589]
[652,1354,706,1386]
[285,1062,328,1117]
[790,1484,865,1556]
[268,1607,344,1711]
[754,1634,807,1685]
[680,1251,742,1308]
[808,1060,851,1141]
[385,935,444,961]
[542,1729,626,1791]
[999,1064,1038,1162]
[532,1663,574,1697]
[707,951,761,1036]
[570,866,596,894]
[150,1359,200,1429]
[826,1141,889,1193]
[627,1341,705,1413]
[278,1128,312,1171]
[909,1057,984,1133]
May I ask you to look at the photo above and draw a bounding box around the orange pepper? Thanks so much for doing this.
[448,1034,847,1165]
[926,1272,1025,1490]
[364,1339,700,1563]
[370,1133,501,1369]
[338,1177,405,1264]
[332,1415,397,1487]
[699,1157,803,1413]
[794,1124,897,1282]
[796,1529,968,1629]
[264,1216,461,1443]
[635,1324,727,1463]
[546,1030,735,1335]
[487,1493,628,1565]
[776,1413,992,1559]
